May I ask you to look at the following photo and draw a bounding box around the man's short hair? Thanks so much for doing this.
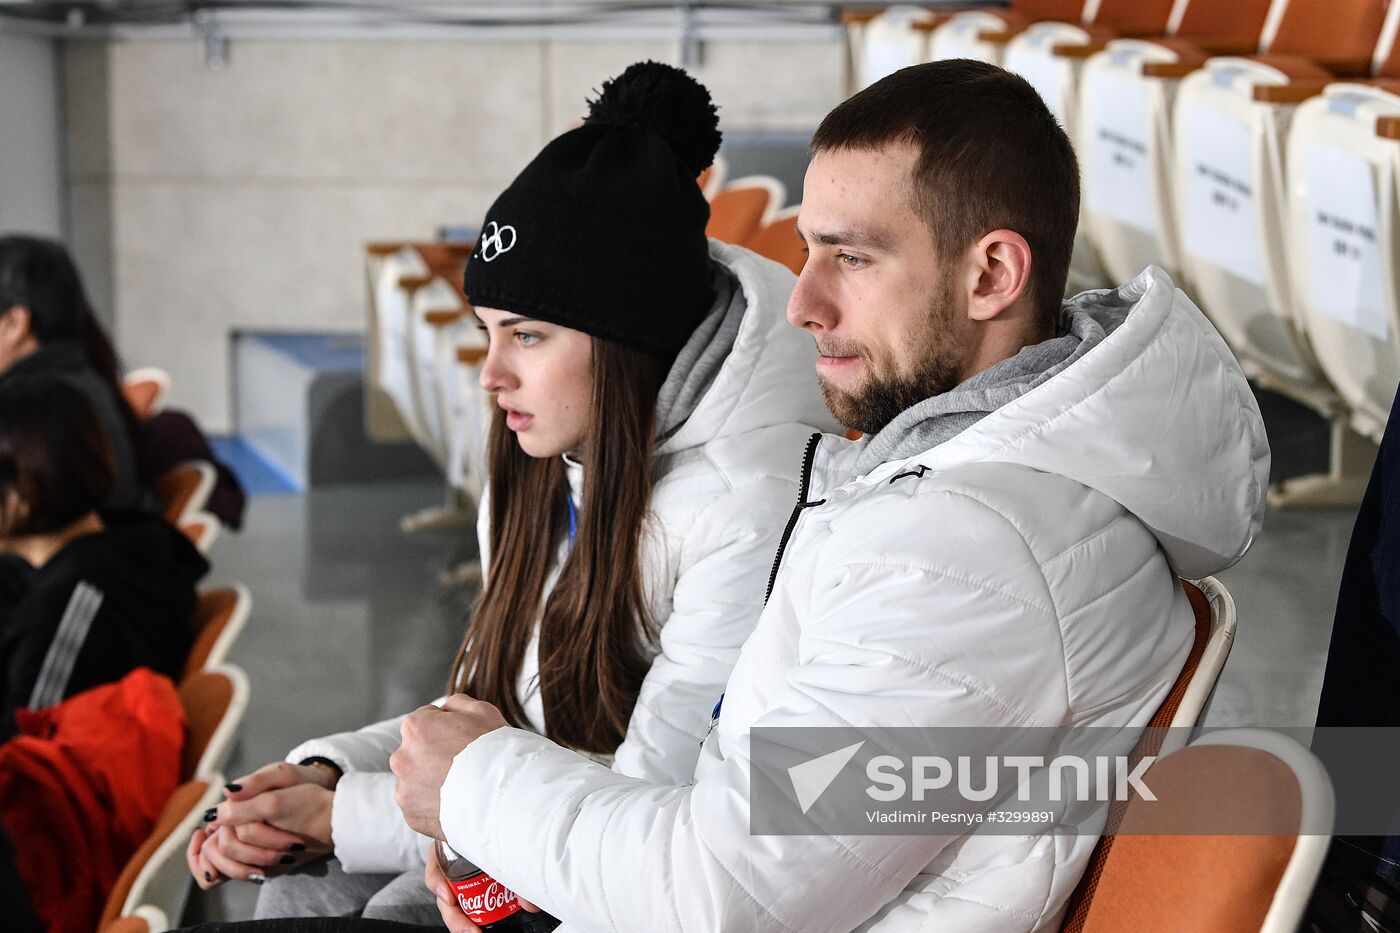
[811,59,1080,329]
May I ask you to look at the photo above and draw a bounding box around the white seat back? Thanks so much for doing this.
[1285,84,1400,442]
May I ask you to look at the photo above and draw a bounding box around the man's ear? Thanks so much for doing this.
[966,230,1032,323]
[0,306,31,341]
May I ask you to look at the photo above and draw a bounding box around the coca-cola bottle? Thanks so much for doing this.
[435,839,561,932]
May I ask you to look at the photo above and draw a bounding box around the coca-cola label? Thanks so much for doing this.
[447,871,522,925]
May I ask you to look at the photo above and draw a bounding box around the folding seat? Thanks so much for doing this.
[177,663,250,782]
[182,583,251,679]
[1062,728,1333,933]
[153,459,217,525]
[1282,6,1400,452]
[843,6,937,94]
[407,274,471,470]
[1169,0,1391,504]
[1076,0,1275,285]
[926,1,1086,67]
[121,367,170,421]
[1056,575,1238,931]
[705,176,787,248]
[98,777,224,933]
[998,0,1179,292]
[440,302,490,512]
[177,510,220,555]
[365,244,431,441]
[744,206,806,276]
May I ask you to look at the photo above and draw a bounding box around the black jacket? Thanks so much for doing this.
[1316,386,1400,869]
[0,509,209,738]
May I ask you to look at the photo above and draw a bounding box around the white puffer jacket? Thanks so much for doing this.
[286,241,839,873]
[438,266,1270,931]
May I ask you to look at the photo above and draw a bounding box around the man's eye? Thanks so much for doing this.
[839,253,868,269]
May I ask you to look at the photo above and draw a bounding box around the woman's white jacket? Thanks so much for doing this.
[286,241,839,873]
[436,266,1271,931]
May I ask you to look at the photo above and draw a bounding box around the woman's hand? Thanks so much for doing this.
[185,760,339,887]
[425,847,542,933]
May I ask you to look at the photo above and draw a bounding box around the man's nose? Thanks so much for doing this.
[787,265,836,333]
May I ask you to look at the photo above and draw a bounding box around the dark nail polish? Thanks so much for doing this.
[202,808,218,822]
[224,783,242,792]
[288,843,306,852]
[251,876,265,885]
[278,855,295,865]
[204,871,212,882]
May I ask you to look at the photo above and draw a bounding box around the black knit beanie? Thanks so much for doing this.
[463,61,722,361]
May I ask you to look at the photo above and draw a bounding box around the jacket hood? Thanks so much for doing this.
[848,266,1270,579]
[653,240,841,456]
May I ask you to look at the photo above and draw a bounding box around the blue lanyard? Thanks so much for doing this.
[566,495,577,546]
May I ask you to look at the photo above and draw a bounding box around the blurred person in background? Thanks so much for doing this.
[0,375,208,738]
[0,234,148,511]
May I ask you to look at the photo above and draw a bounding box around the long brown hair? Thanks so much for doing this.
[447,337,665,754]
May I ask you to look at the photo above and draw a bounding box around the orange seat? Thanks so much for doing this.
[1064,729,1333,933]
[178,665,248,782]
[153,460,215,525]
[706,177,784,246]
[1060,579,1216,931]
[120,368,169,421]
[99,780,216,931]
[744,209,805,275]
[183,584,251,679]
[177,511,219,555]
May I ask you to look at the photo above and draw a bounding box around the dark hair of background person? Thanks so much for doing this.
[0,235,143,452]
[447,338,663,755]
[0,377,116,538]
[810,59,1081,336]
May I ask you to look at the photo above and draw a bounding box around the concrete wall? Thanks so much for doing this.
[0,28,65,242]
[63,37,843,431]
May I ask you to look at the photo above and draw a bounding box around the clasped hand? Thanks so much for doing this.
[185,760,336,889]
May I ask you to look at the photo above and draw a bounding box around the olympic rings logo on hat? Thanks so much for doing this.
[478,221,518,263]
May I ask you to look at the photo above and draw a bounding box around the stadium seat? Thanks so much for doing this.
[182,583,252,680]
[178,663,249,782]
[408,275,470,470]
[99,779,222,933]
[366,245,432,444]
[1001,0,1178,293]
[845,6,939,93]
[154,459,216,525]
[177,510,220,555]
[1076,0,1275,285]
[745,206,806,275]
[444,324,490,512]
[1059,576,1238,929]
[926,1,1087,67]
[1169,0,1391,504]
[1282,8,1400,447]
[1063,729,1334,933]
[122,367,170,421]
[706,176,787,247]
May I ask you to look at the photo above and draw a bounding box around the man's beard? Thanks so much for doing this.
[818,284,965,435]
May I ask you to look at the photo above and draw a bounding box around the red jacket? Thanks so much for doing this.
[0,668,185,932]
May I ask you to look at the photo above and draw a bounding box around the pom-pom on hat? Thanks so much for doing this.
[464,61,722,361]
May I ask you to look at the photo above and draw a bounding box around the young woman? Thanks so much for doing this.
[187,62,836,921]
[0,376,208,737]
